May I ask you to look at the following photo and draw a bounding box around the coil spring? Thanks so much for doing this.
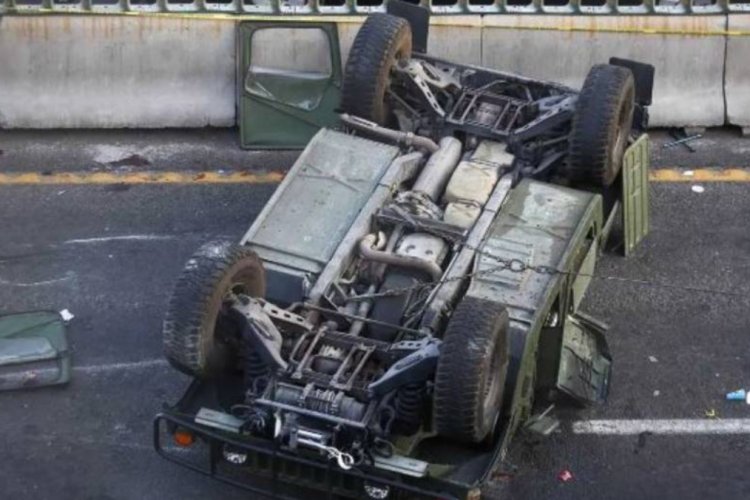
[395,383,425,434]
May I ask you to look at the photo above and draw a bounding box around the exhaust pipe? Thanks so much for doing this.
[411,136,462,201]
[340,114,439,153]
[359,233,442,282]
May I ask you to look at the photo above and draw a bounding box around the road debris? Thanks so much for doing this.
[648,355,658,363]
[107,153,151,168]
[0,311,71,390]
[557,469,574,483]
[663,128,701,151]
[653,390,661,397]
[691,185,705,193]
[705,409,717,419]
[662,134,702,150]
[59,309,75,323]
[726,389,750,404]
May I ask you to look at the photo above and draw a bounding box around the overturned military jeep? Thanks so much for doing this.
[155,10,652,500]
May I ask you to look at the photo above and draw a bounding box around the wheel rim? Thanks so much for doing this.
[484,342,501,400]
[207,266,264,371]
[379,40,412,125]
[611,94,634,173]
[481,331,506,429]
[381,56,397,124]
[380,54,403,125]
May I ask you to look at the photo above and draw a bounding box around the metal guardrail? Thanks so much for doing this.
[1,0,749,16]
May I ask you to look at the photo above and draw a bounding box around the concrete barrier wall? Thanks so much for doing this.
[0,16,235,128]
[428,17,484,67]
[480,16,727,128]
[336,16,730,128]
[337,17,484,69]
[0,15,747,130]
[726,15,750,133]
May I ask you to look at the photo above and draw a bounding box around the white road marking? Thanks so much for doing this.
[74,359,169,374]
[573,419,750,435]
[64,234,173,245]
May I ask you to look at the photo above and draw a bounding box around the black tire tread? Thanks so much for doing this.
[341,13,412,124]
[163,241,265,379]
[434,297,509,444]
[568,64,635,187]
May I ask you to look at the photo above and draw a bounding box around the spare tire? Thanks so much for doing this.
[341,13,412,125]
[568,64,635,187]
[163,241,265,379]
[434,297,510,444]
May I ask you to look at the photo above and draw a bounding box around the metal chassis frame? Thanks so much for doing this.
[400,55,579,167]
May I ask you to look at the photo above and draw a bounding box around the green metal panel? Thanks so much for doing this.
[0,311,70,391]
[240,129,400,303]
[622,134,651,256]
[556,313,611,405]
[570,238,597,312]
[467,179,601,321]
[242,129,399,272]
[238,22,342,149]
[466,180,604,436]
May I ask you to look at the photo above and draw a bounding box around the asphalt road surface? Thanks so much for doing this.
[0,128,748,500]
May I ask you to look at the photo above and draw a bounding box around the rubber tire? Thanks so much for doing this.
[568,64,636,187]
[434,297,510,444]
[163,241,265,379]
[341,13,412,125]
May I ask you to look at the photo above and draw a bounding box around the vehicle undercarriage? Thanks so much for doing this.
[156,9,653,499]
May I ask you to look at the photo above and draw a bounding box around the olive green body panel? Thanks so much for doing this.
[238,22,342,149]
[466,179,607,443]
[466,179,602,315]
[622,134,651,255]
[240,128,400,304]
[0,311,70,390]
[557,312,611,404]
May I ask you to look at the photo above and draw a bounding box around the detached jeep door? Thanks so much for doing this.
[238,22,342,149]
